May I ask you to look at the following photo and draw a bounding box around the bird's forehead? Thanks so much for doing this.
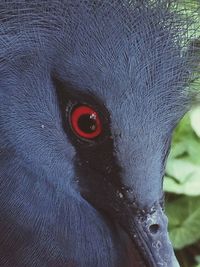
[57,2,189,132]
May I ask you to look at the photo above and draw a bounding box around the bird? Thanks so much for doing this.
[0,0,198,266]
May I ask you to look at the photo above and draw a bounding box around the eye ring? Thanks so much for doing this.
[70,105,102,140]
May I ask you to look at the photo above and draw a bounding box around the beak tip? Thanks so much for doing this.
[122,205,180,267]
[172,254,180,267]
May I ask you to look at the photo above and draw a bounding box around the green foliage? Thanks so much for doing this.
[164,108,200,266]
[166,196,200,249]
[164,108,200,196]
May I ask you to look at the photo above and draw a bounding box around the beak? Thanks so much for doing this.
[120,204,180,267]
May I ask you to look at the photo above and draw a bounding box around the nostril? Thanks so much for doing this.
[149,224,160,234]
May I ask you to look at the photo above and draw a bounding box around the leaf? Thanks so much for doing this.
[190,106,200,138]
[169,112,200,164]
[164,175,200,196]
[168,142,188,159]
[172,114,192,144]
[195,255,200,264]
[186,138,200,165]
[166,196,200,249]
[164,160,200,196]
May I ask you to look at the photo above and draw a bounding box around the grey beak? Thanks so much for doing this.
[121,204,180,267]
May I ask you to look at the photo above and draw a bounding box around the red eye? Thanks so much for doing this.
[70,105,102,139]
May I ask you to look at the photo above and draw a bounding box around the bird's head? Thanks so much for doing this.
[0,1,198,267]
[51,2,192,266]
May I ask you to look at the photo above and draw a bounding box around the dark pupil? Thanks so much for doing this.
[78,114,97,133]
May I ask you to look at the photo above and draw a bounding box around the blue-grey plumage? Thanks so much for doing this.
[0,1,198,266]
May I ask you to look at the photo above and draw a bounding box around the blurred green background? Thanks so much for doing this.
[165,109,200,267]
[165,1,200,266]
